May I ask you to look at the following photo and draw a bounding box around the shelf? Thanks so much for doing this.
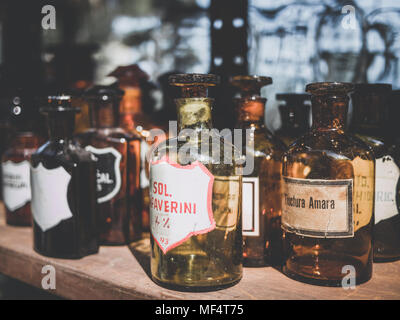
[0,204,399,300]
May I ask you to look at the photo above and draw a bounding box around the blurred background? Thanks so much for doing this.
[1,0,400,131]
[0,0,400,298]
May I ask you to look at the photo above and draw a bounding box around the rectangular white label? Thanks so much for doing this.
[242,177,260,237]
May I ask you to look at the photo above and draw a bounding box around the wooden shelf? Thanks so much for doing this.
[0,204,399,300]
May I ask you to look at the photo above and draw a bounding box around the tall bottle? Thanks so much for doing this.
[275,93,310,146]
[2,96,41,226]
[351,83,400,262]
[78,84,142,245]
[31,95,99,258]
[282,82,374,286]
[109,64,158,232]
[231,75,285,266]
[149,74,242,290]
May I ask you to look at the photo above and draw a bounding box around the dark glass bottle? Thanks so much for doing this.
[231,75,285,267]
[282,82,374,286]
[31,95,99,259]
[2,98,41,226]
[351,83,400,262]
[109,65,159,232]
[78,84,142,245]
[149,74,242,290]
[275,93,310,146]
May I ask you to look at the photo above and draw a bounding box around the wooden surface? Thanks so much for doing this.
[0,205,399,300]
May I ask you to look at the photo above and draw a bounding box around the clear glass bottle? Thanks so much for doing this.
[2,98,41,226]
[231,75,285,267]
[78,84,142,245]
[351,83,400,262]
[31,95,99,259]
[282,82,374,286]
[275,93,310,146]
[149,73,242,290]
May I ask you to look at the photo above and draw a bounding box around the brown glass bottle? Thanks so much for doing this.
[282,82,374,286]
[149,74,242,290]
[2,101,41,226]
[31,95,99,259]
[275,93,310,146]
[78,84,142,245]
[231,75,285,267]
[109,64,159,232]
[351,83,400,262]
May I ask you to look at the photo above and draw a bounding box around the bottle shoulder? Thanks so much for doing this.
[285,130,374,161]
[32,140,95,169]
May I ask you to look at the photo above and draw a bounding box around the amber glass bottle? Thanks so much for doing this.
[78,84,142,245]
[109,64,159,232]
[31,95,99,259]
[231,75,285,267]
[149,74,242,290]
[2,99,41,226]
[282,82,374,286]
[275,93,310,146]
[351,83,400,262]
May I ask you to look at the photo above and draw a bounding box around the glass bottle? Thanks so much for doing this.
[2,98,41,226]
[282,82,374,286]
[31,95,99,259]
[109,64,159,232]
[231,75,285,267]
[351,83,400,262]
[78,84,142,245]
[149,73,242,290]
[275,93,310,146]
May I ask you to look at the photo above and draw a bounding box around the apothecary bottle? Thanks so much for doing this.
[2,96,41,226]
[31,95,99,259]
[149,74,242,290]
[351,83,400,262]
[231,75,285,266]
[275,93,310,146]
[78,84,142,245]
[282,82,374,286]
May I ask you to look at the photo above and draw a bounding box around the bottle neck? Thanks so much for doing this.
[176,98,213,131]
[279,104,309,131]
[235,98,265,128]
[311,95,348,131]
[120,86,142,115]
[47,113,76,141]
[90,101,118,129]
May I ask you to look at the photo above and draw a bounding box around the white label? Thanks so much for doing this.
[282,177,354,238]
[140,140,150,189]
[242,177,260,237]
[150,156,215,254]
[375,155,400,224]
[31,163,73,232]
[2,160,31,211]
[85,146,122,203]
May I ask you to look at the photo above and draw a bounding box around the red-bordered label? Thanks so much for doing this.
[150,156,215,254]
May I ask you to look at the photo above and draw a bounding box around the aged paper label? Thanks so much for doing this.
[242,177,260,236]
[282,177,353,238]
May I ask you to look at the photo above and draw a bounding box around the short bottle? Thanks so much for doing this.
[282,82,374,286]
[149,73,243,290]
[275,93,310,146]
[2,97,41,226]
[78,84,142,245]
[351,83,400,262]
[231,75,285,266]
[31,95,99,259]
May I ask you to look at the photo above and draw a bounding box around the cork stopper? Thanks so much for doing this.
[169,73,220,97]
[230,75,272,98]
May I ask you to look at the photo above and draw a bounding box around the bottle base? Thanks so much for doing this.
[34,247,99,260]
[151,275,242,292]
[282,265,371,287]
